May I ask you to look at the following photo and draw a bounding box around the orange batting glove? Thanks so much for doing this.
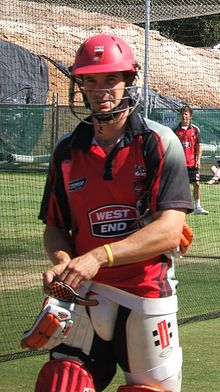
[21,280,98,351]
[180,223,194,254]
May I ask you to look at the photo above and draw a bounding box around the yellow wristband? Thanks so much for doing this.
[103,244,114,267]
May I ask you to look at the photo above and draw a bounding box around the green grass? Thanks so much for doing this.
[0,262,218,360]
[0,318,219,391]
[176,260,220,320]
[0,171,46,257]
[180,319,220,392]
[0,288,45,354]
[186,183,219,257]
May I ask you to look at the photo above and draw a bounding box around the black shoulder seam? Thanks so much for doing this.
[70,119,94,151]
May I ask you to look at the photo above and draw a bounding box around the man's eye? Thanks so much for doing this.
[107,77,117,83]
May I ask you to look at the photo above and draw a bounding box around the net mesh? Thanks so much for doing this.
[19,0,220,23]
[0,0,220,362]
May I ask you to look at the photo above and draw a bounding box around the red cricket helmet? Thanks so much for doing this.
[71,34,137,76]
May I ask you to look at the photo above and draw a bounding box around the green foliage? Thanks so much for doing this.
[202,15,220,47]
[151,15,220,47]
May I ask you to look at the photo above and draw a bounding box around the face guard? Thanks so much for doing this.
[69,77,142,124]
[69,34,142,124]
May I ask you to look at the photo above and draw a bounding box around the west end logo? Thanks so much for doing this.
[89,205,138,238]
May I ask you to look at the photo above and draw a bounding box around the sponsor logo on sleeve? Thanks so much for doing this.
[182,142,191,148]
[69,177,87,192]
[89,204,138,238]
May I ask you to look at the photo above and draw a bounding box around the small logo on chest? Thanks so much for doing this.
[134,164,146,176]
[182,142,191,148]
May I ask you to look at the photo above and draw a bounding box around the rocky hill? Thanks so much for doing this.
[1,0,220,106]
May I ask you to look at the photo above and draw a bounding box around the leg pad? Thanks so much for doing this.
[35,359,95,392]
[117,385,165,392]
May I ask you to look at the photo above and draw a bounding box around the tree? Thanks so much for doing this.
[150,15,220,48]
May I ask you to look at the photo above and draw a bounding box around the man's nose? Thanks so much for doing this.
[94,87,112,98]
[95,84,110,93]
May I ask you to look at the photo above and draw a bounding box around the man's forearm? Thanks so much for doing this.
[44,225,73,266]
[110,209,186,265]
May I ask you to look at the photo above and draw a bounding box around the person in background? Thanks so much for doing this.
[206,159,220,184]
[174,105,209,215]
[21,34,193,392]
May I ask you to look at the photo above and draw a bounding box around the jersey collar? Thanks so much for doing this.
[69,106,148,152]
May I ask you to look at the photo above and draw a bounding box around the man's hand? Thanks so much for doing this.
[58,248,104,290]
[21,280,98,351]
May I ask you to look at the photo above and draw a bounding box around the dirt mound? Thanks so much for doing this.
[1,0,220,106]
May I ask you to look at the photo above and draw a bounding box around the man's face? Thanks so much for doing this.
[82,72,126,114]
[181,110,192,126]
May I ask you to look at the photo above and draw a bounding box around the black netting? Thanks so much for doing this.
[0,0,220,362]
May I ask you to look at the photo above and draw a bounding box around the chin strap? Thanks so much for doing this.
[92,99,127,122]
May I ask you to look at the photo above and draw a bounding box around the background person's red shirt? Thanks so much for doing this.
[173,123,200,167]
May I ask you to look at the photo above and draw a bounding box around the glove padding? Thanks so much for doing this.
[21,296,74,350]
[21,280,98,351]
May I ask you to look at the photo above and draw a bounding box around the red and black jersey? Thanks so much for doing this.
[39,110,193,298]
[173,122,200,167]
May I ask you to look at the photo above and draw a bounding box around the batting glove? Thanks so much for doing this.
[165,223,194,258]
[179,223,193,254]
[21,280,98,351]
